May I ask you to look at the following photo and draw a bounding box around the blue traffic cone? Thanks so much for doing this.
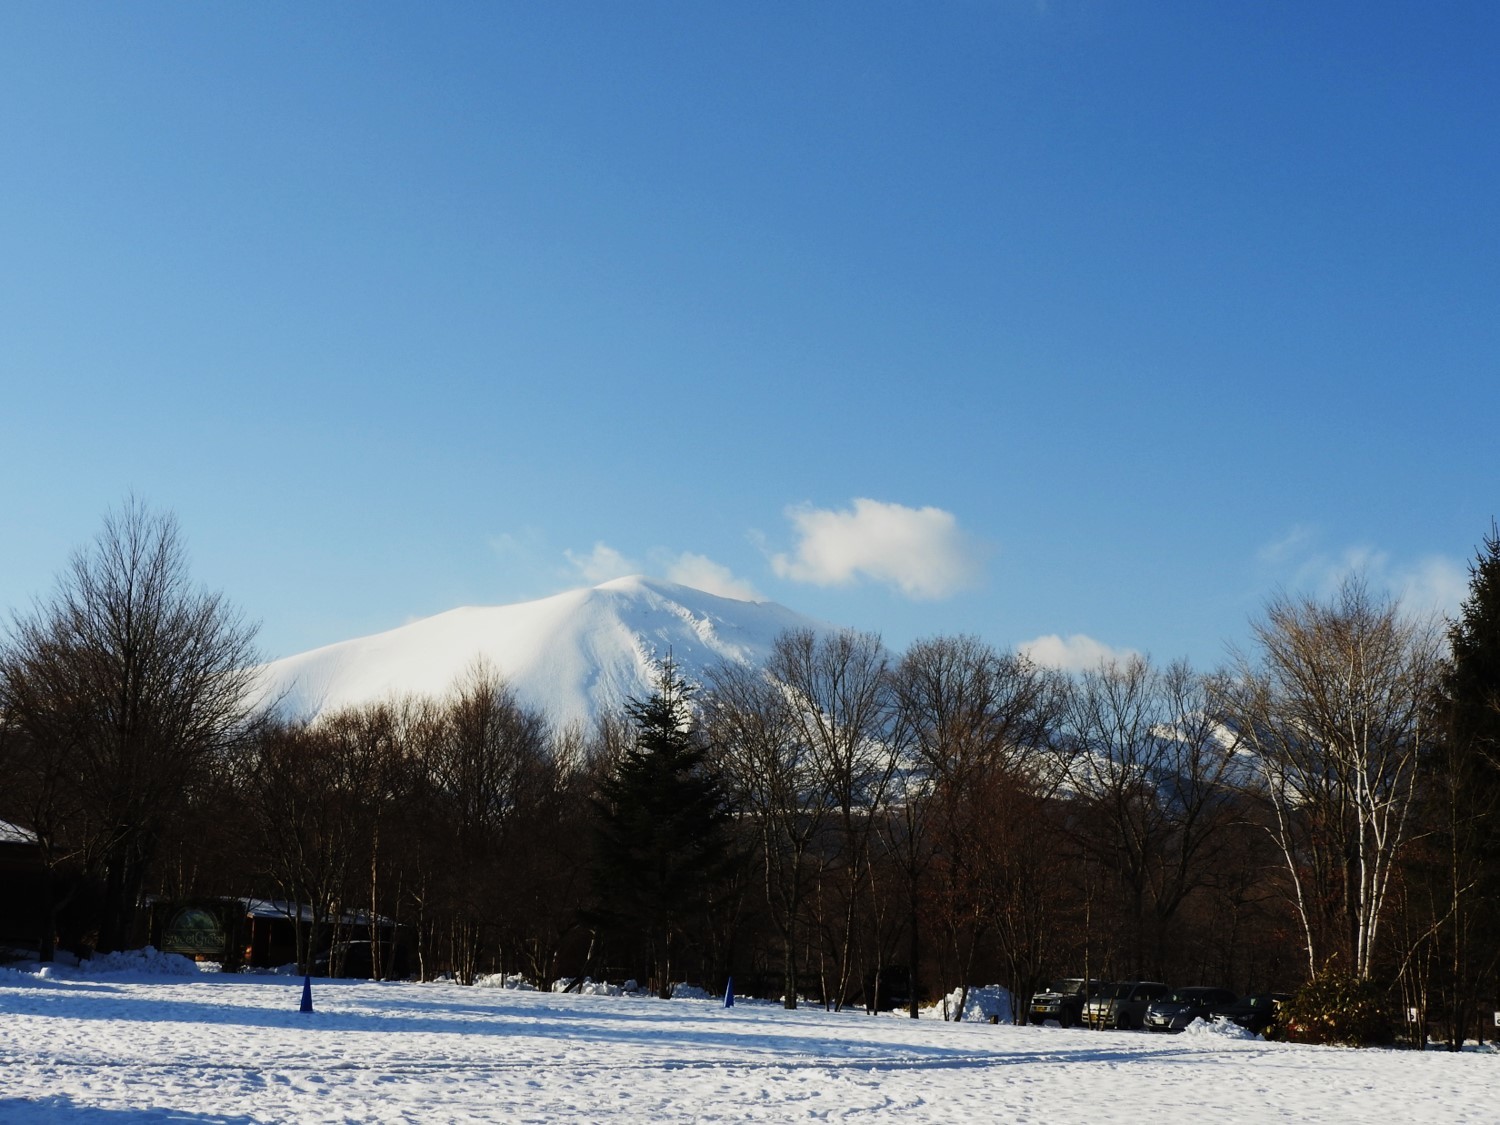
[723,976,734,1008]
[300,973,314,1013]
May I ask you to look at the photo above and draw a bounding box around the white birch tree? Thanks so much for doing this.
[1228,578,1442,979]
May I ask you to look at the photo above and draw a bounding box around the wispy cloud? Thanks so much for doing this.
[1392,554,1469,616]
[1255,524,1317,566]
[662,552,761,601]
[1017,633,1140,673]
[563,541,760,600]
[564,542,638,584]
[487,526,550,571]
[769,498,985,599]
[1255,527,1468,618]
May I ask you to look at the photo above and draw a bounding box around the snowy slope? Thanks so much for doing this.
[253,576,829,728]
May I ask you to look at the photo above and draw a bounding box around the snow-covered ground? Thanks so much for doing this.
[0,958,1492,1123]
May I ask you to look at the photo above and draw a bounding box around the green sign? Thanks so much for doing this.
[162,907,223,959]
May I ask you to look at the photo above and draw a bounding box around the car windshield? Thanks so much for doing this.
[1164,989,1214,1004]
[1046,980,1081,994]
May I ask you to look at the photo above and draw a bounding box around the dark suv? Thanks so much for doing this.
[1083,980,1170,1029]
[1209,993,1291,1036]
[1029,978,1107,1027]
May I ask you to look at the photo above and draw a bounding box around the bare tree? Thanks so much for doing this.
[1,500,259,952]
[1227,578,1442,979]
[892,635,1064,1021]
[1062,656,1241,979]
[766,628,900,1011]
[706,658,836,1009]
[246,718,360,973]
[316,699,419,978]
[429,660,554,984]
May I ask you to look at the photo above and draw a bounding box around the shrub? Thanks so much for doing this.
[1277,972,1396,1047]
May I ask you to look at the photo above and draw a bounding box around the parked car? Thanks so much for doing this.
[1084,981,1169,1029]
[1144,986,1238,1033]
[1210,993,1291,1036]
[1029,978,1108,1027]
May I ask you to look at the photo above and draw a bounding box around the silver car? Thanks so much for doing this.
[1083,980,1169,1029]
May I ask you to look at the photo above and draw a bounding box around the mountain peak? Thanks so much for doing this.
[591,573,678,597]
[255,579,825,729]
[591,573,761,605]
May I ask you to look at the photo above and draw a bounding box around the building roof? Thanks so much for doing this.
[239,898,393,927]
[0,819,38,846]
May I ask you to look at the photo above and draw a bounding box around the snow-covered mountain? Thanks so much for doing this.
[253,576,830,729]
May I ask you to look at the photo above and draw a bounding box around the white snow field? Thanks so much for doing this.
[0,963,1494,1124]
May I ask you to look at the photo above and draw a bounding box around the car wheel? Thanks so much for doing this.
[1060,1011,1075,1029]
[1117,1011,1135,1030]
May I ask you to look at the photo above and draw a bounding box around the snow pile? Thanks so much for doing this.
[938,984,1014,1023]
[233,962,307,976]
[670,982,712,1000]
[474,972,537,990]
[76,946,205,977]
[1186,1015,1259,1040]
[3,948,81,968]
[551,977,625,996]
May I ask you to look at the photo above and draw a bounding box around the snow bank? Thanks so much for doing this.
[1185,1015,1259,1040]
[474,972,537,990]
[670,983,711,1000]
[77,946,206,977]
[936,984,1014,1023]
[1,948,81,968]
[0,948,210,981]
[478,973,641,996]
[551,977,625,997]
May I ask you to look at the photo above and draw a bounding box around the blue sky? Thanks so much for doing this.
[2,2,1496,669]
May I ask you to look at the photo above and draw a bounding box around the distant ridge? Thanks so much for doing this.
[252,576,832,729]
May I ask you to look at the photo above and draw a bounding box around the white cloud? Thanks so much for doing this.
[487,527,552,578]
[564,542,639,584]
[1393,555,1469,617]
[661,552,761,602]
[1256,528,1467,619]
[1017,633,1141,673]
[563,543,759,601]
[1255,524,1317,566]
[769,498,984,599]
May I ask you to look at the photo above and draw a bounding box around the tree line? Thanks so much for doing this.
[3,502,1499,1047]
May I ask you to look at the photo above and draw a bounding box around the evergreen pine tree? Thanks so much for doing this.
[590,659,732,998]
[1434,522,1500,1045]
[1446,523,1500,763]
